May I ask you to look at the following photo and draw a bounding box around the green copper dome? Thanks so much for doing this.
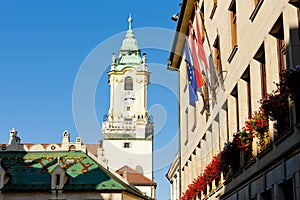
[112,16,146,71]
[120,16,139,52]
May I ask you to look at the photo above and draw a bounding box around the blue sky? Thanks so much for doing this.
[0,1,180,199]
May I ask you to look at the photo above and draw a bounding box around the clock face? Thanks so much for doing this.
[122,91,136,105]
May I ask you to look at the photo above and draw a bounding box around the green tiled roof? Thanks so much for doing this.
[0,151,135,193]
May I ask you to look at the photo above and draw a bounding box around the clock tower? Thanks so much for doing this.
[102,16,154,180]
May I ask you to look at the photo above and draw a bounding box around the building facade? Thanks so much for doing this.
[167,0,300,199]
[101,17,155,198]
[0,129,151,200]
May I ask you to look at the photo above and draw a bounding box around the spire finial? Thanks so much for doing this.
[128,14,133,30]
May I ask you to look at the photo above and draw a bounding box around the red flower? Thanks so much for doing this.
[260,82,289,121]
[203,155,221,183]
[245,110,268,135]
[194,175,207,191]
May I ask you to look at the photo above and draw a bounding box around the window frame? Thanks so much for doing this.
[123,142,132,148]
[213,35,224,82]
[249,0,264,21]
[185,107,189,145]
[241,68,252,118]
[228,0,238,63]
[124,76,133,90]
[254,43,267,98]
[229,0,237,49]
[199,4,206,41]
[210,0,218,19]
[55,174,61,187]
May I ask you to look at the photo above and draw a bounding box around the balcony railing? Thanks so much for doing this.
[103,120,153,134]
[102,121,136,131]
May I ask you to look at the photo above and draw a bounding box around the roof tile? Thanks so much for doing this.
[116,165,156,186]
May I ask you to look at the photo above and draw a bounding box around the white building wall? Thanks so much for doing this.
[135,185,154,199]
[103,139,153,180]
[168,0,300,199]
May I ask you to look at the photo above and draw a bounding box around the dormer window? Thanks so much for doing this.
[51,165,66,190]
[0,165,5,189]
[125,76,133,90]
[55,174,61,187]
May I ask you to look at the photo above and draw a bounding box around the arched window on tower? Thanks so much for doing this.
[124,76,133,90]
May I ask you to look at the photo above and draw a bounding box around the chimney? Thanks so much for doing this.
[123,168,128,181]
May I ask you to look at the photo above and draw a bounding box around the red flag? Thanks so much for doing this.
[189,25,205,88]
[194,3,209,69]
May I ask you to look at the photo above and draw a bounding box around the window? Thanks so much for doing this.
[200,83,210,115]
[229,0,237,50]
[269,14,286,74]
[277,37,286,73]
[123,142,131,148]
[298,7,300,40]
[270,14,291,137]
[124,76,133,90]
[210,0,217,19]
[250,0,264,21]
[279,179,294,200]
[51,166,65,190]
[242,69,255,160]
[191,106,197,132]
[270,14,286,73]
[193,106,197,125]
[200,3,205,41]
[241,68,252,118]
[213,35,224,86]
[254,0,260,5]
[254,43,267,98]
[295,93,300,124]
[185,108,189,145]
[225,102,230,141]
[261,63,267,98]
[288,2,300,123]
[228,0,238,63]
[55,174,60,187]
[260,189,272,200]
[127,107,130,111]
[290,0,300,8]
[288,1,300,59]
[254,0,264,8]
[231,86,239,131]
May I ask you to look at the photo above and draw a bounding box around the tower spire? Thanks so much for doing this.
[128,14,132,30]
[111,14,142,70]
